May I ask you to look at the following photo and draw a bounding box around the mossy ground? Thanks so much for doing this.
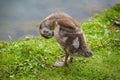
[0,4,120,80]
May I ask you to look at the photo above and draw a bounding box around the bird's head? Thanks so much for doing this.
[39,21,54,39]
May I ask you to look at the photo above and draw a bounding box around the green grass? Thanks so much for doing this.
[0,4,120,80]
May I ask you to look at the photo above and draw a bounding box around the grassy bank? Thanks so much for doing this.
[0,4,120,80]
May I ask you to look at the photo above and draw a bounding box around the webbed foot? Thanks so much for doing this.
[53,62,66,67]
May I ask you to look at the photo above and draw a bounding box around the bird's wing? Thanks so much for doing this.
[56,19,79,30]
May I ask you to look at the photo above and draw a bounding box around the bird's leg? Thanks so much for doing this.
[53,53,69,67]
[64,53,69,66]
[61,55,73,63]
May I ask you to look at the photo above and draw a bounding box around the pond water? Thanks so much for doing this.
[0,0,120,41]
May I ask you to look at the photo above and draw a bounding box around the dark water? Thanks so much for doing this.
[0,0,120,41]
